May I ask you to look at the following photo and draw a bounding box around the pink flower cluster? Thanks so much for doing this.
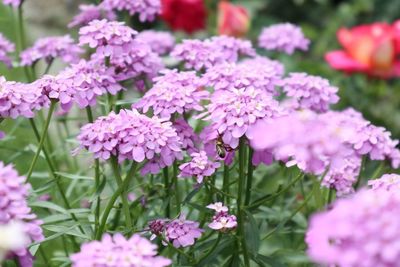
[79,19,137,57]
[0,33,15,67]
[279,72,339,112]
[149,214,203,248]
[306,189,400,267]
[207,202,237,232]
[2,0,20,7]
[135,30,176,55]
[172,36,256,71]
[34,59,122,111]
[202,61,283,95]
[179,151,221,183]
[77,109,181,166]
[201,87,283,149]
[134,70,208,119]
[102,0,161,22]
[258,23,310,54]
[20,35,82,66]
[68,4,116,28]
[70,233,171,267]
[0,76,49,119]
[173,118,200,154]
[368,173,400,192]
[0,162,44,267]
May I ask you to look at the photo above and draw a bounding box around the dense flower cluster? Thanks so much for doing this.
[0,162,44,267]
[134,70,208,119]
[0,33,15,67]
[2,0,20,7]
[0,221,29,263]
[172,36,255,71]
[179,151,221,183]
[135,30,175,55]
[34,59,122,111]
[173,118,199,154]
[0,76,49,119]
[202,61,283,95]
[68,4,116,28]
[70,233,171,267]
[258,23,310,54]
[79,19,137,57]
[201,87,283,149]
[102,0,161,22]
[306,189,400,267]
[368,173,400,192]
[207,203,237,232]
[278,73,339,112]
[240,56,285,78]
[20,35,82,66]
[77,109,181,167]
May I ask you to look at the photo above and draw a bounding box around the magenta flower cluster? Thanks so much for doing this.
[134,70,208,119]
[306,189,400,267]
[102,0,161,22]
[179,151,221,183]
[70,233,171,267]
[279,72,339,112]
[0,76,49,119]
[20,35,82,66]
[135,30,176,55]
[173,118,200,154]
[77,109,181,166]
[68,4,117,28]
[258,23,310,54]
[207,203,237,232]
[0,33,15,67]
[0,162,44,267]
[172,36,256,71]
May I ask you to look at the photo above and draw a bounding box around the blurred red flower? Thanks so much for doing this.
[217,1,250,38]
[161,0,207,34]
[326,22,400,78]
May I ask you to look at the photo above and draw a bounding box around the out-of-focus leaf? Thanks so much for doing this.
[244,210,260,254]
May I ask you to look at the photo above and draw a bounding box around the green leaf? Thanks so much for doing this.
[30,201,68,214]
[55,172,93,180]
[42,224,90,240]
[244,210,260,254]
[250,254,285,267]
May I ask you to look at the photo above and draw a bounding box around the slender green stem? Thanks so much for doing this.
[110,157,133,229]
[163,167,170,217]
[86,107,101,237]
[196,234,221,264]
[96,162,137,239]
[354,156,366,189]
[222,163,230,203]
[39,246,52,267]
[43,58,54,75]
[173,161,180,214]
[16,5,33,82]
[26,101,56,182]
[244,148,254,206]
[237,138,250,267]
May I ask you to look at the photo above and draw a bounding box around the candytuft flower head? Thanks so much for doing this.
[279,72,339,112]
[78,19,137,57]
[0,33,15,67]
[102,0,161,22]
[0,162,44,266]
[173,118,200,154]
[135,30,175,55]
[201,87,283,149]
[368,173,400,192]
[134,70,208,119]
[306,189,400,267]
[20,35,82,66]
[2,0,21,7]
[68,4,116,28]
[77,109,182,168]
[0,76,49,119]
[258,23,310,54]
[164,214,203,248]
[70,233,171,267]
[172,36,255,71]
[179,151,221,183]
[0,221,29,263]
[206,202,228,213]
[207,202,237,232]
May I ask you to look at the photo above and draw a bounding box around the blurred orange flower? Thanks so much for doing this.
[217,1,250,38]
[326,22,400,78]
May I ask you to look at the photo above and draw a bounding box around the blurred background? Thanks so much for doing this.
[1,0,400,167]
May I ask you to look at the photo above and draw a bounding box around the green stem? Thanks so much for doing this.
[173,161,180,214]
[43,58,54,75]
[16,5,32,82]
[96,162,137,239]
[163,167,170,217]
[86,107,101,238]
[196,233,221,264]
[244,148,254,206]
[237,138,250,267]
[222,163,230,204]
[26,101,56,183]
[110,157,133,229]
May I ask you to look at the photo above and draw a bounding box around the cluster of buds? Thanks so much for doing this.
[207,202,237,233]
